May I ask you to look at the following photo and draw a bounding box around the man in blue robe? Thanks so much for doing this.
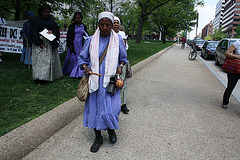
[78,11,128,153]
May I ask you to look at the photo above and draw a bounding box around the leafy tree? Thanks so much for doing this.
[211,29,227,41]
[0,0,95,21]
[204,35,212,41]
[235,24,240,38]
[147,1,198,43]
[135,0,204,43]
[117,1,140,39]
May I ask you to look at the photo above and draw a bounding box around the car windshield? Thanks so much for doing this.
[208,42,219,48]
[196,41,205,44]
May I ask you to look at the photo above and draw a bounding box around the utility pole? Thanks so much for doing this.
[196,13,199,37]
[186,2,189,40]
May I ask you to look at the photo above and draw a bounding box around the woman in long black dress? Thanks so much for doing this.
[30,4,63,82]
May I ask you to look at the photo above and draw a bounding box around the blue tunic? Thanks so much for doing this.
[20,20,32,65]
[78,34,128,130]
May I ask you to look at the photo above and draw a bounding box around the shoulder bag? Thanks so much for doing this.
[77,42,109,102]
[222,58,240,74]
[125,61,133,78]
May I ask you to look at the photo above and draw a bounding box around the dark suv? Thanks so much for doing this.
[215,38,240,65]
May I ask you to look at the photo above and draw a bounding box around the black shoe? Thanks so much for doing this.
[121,104,129,114]
[107,129,117,143]
[222,105,228,109]
[90,136,103,153]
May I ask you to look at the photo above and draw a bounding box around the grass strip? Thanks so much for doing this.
[0,40,175,136]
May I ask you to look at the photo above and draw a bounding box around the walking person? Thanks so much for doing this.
[20,11,35,67]
[30,4,63,82]
[113,16,129,114]
[78,11,128,153]
[222,41,240,109]
[62,12,88,77]
[181,36,186,49]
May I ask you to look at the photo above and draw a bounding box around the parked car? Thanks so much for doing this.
[215,38,240,65]
[201,41,219,59]
[195,40,205,51]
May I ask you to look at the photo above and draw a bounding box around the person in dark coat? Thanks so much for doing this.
[30,4,63,82]
[62,12,88,78]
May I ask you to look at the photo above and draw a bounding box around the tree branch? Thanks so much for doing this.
[142,0,171,17]
[0,5,15,14]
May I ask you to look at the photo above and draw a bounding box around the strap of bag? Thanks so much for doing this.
[99,41,109,66]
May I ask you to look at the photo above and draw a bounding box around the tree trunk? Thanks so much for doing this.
[15,10,21,21]
[162,26,167,44]
[15,0,21,21]
[162,31,166,44]
[135,15,144,43]
[135,5,147,44]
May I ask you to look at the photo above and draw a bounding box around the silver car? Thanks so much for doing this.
[215,38,240,65]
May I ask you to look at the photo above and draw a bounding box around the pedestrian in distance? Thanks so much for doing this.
[20,11,35,67]
[62,11,88,78]
[78,11,128,153]
[181,36,186,49]
[30,4,63,82]
[222,41,240,109]
[113,16,130,114]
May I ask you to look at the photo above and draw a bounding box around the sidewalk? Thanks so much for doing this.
[198,54,240,104]
[22,44,240,159]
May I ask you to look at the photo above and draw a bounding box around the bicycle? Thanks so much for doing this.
[188,45,197,60]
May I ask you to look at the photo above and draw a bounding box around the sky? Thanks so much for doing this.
[189,0,220,39]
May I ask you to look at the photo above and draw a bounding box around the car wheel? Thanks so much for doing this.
[215,55,219,65]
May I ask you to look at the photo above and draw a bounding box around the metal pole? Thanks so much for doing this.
[196,13,199,38]
[186,2,189,40]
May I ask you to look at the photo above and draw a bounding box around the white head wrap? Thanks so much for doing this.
[114,16,121,25]
[98,11,114,24]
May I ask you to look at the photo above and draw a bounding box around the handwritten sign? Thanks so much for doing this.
[0,25,67,54]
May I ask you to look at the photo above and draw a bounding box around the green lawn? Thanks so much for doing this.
[0,40,175,137]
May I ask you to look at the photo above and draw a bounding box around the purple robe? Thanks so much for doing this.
[78,35,128,130]
[62,24,85,77]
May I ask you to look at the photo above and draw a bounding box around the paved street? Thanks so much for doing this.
[22,44,240,159]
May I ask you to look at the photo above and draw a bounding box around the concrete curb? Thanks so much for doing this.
[0,43,176,160]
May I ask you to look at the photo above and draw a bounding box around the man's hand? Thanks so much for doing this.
[83,64,92,75]
[117,65,123,75]
[47,30,53,34]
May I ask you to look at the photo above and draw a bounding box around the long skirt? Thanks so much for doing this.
[62,48,78,75]
[32,37,63,81]
[83,65,121,130]
[20,46,32,65]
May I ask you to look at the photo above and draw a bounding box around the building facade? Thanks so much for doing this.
[213,0,225,32]
[222,0,240,37]
[201,21,213,39]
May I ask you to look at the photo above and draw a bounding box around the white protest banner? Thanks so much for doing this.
[59,31,67,54]
[0,25,23,53]
[0,25,67,54]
